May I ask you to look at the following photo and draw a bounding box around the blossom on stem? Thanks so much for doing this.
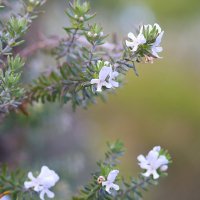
[24,166,59,200]
[91,61,119,92]
[139,23,164,58]
[137,146,169,179]
[102,170,120,194]
[126,32,146,52]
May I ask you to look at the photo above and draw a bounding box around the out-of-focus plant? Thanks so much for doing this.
[0,141,171,200]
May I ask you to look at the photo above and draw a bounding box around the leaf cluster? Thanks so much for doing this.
[0,56,25,113]
[0,0,46,116]
[0,165,37,200]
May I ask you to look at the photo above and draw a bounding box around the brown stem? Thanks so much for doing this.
[19,36,61,58]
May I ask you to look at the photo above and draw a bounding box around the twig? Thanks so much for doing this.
[19,36,61,58]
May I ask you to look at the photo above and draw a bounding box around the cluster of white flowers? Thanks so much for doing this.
[90,61,119,92]
[23,146,169,199]
[126,23,164,59]
[137,146,169,179]
[74,15,84,22]
[24,166,59,200]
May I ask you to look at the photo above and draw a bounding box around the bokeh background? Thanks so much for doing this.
[1,0,200,199]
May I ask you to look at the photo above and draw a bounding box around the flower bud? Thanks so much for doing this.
[87,31,92,37]
[79,16,84,21]
[97,176,105,184]
[100,32,104,37]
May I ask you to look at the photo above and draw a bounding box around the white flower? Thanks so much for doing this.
[139,23,164,58]
[24,166,59,200]
[151,31,164,58]
[137,147,169,179]
[102,170,120,194]
[91,66,112,92]
[91,62,119,92]
[126,32,146,52]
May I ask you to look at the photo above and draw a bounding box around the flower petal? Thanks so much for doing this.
[96,82,103,92]
[160,165,168,172]
[90,79,99,84]
[154,23,162,33]
[24,181,36,189]
[125,40,135,47]
[152,170,159,179]
[137,33,146,44]
[155,31,164,46]
[153,146,161,152]
[28,172,35,180]
[137,155,146,163]
[127,32,136,40]
[111,183,120,191]
[46,189,55,198]
[99,66,112,81]
[107,170,119,183]
[103,81,112,89]
[142,170,152,177]
[39,190,45,200]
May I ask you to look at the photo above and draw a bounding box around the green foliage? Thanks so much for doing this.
[0,165,39,200]
[116,176,158,200]
[65,0,96,30]
[30,63,99,110]
[0,56,25,113]
[6,16,28,39]
[0,0,46,115]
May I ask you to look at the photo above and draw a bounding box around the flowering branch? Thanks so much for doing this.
[0,141,171,200]
[28,0,164,111]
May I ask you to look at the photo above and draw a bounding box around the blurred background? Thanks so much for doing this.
[1,0,200,199]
